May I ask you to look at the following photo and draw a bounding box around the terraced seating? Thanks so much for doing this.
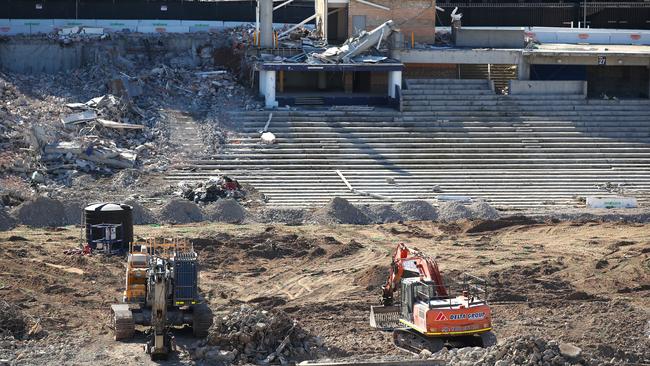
[167,79,650,209]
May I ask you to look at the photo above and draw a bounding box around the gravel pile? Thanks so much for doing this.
[123,199,157,225]
[11,197,65,227]
[311,197,371,225]
[257,208,306,225]
[438,201,472,222]
[395,200,438,221]
[62,201,84,225]
[365,204,404,223]
[469,200,500,220]
[0,207,16,231]
[424,336,587,366]
[193,305,323,364]
[158,199,203,224]
[0,300,28,339]
[204,199,246,223]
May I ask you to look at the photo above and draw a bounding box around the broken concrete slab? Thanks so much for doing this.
[61,110,97,125]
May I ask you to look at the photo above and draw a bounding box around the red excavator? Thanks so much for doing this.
[370,243,496,353]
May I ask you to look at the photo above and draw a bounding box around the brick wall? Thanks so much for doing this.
[348,0,436,44]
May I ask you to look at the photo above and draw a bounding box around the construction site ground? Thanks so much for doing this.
[0,219,648,365]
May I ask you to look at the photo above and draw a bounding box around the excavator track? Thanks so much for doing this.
[112,304,135,341]
[192,302,213,337]
[393,328,444,354]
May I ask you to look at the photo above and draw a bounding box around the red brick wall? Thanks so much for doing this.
[348,0,436,44]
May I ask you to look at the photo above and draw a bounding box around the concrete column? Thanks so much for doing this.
[517,57,530,80]
[259,0,273,48]
[388,70,402,98]
[344,72,353,93]
[337,8,347,41]
[318,72,327,90]
[259,70,266,97]
[263,70,277,108]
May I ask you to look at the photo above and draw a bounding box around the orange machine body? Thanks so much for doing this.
[407,297,492,336]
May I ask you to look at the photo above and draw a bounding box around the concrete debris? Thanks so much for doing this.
[57,26,107,44]
[177,176,244,204]
[62,200,84,225]
[468,200,500,220]
[158,199,203,224]
[311,197,371,225]
[0,206,17,231]
[260,131,277,144]
[123,199,157,225]
[204,198,247,223]
[395,200,438,221]
[11,197,65,227]
[428,336,586,365]
[194,305,322,364]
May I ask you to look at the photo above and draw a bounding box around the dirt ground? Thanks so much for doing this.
[0,219,648,365]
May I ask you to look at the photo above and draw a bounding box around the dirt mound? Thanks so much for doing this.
[123,199,157,225]
[11,197,65,227]
[62,201,84,225]
[488,259,574,303]
[311,197,371,225]
[257,208,306,225]
[204,198,246,223]
[328,239,364,259]
[465,215,538,234]
[158,199,203,224]
[0,300,29,339]
[438,201,472,222]
[365,204,404,223]
[430,336,588,365]
[353,264,389,290]
[468,200,500,220]
[248,235,311,259]
[196,305,323,364]
[0,207,16,231]
[394,200,438,221]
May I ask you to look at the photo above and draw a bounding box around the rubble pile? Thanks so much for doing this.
[0,300,29,339]
[395,200,438,221]
[177,176,244,204]
[310,197,371,225]
[204,198,247,223]
[256,208,306,225]
[195,305,322,364]
[365,204,404,223]
[62,200,84,225]
[426,336,588,366]
[11,196,65,227]
[123,199,157,225]
[158,199,203,224]
[469,200,500,220]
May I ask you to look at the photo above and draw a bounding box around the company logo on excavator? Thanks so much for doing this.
[449,312,486,320]
[434,312,448,321]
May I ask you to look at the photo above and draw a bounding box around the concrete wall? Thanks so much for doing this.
[455,28,525,48]
[395,48,521,65]
[509,80,587,96]
[348,0,436,44]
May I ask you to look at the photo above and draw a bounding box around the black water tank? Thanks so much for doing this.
[84,203,134,247]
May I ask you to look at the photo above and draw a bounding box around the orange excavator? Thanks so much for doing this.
[370,243,496,353]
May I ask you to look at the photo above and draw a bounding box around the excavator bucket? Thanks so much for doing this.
[369,305,401,330]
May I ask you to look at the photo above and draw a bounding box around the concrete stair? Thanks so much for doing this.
[167,78,650,209]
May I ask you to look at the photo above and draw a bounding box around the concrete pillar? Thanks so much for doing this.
[344,72,353,93]
[388,70,402,98]
[318,72,327,90]
[337,8,347,41]
[259,0,273,48]
[259,70,266,97]
[517,57,530,81]
[262,70,277,108]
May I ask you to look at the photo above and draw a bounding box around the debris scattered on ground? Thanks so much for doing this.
[438,201,472,222]
[256,208,306,225]
[194,305,322,364]
[428,336,586,365]
[311,197,371,225]
[11,197,65,227]
[204,198,247,223]
[395,200,438,221]
[0,300,29,339]
[177,176,244,204]
[468,200,500,220]
[158,199,203,224]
